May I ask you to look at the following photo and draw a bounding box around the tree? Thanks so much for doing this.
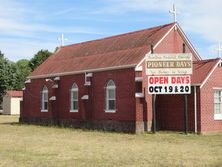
[29,50,52,71]
[0,51,16,105]
[14,59,32,90]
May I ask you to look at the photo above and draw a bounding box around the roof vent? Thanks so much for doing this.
[52,84,59,89]
[84,72,93,86]
[25,79,31,84]
[54,76,60,81]
[49,96,56,101]
[81,95,89,100]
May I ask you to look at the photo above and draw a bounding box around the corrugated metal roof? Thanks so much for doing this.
[192,58,220,85]
[30,23,175,77]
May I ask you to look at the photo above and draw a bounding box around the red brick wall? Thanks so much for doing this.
[22,68,136,122]
[56,74,85,120]
[155,87,201,132]
[21,26,201,132]
[91,68,135,121]
[155,28,199,61]
[22,79,54,118]
[200,65,222,132]
[137,28,199,131]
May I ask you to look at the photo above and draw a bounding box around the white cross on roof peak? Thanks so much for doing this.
[58,33,68,46]
[169,4,179,22]
[216,42,222,57]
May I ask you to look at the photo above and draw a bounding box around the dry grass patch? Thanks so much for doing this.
[0,115,222,167]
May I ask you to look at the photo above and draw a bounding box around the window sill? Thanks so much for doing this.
[214,114,222,120]
[70,110,78,113]
[41,110,48,112]
[105,110,116,113]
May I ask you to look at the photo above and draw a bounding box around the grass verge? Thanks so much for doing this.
[0,115,222,167]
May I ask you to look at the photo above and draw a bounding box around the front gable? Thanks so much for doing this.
[136,23,201,70]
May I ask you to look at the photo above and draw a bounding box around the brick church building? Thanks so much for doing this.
[20,22,222,133]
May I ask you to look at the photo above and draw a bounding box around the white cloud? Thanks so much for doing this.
[95,0,222,58]
[0,38,57,61]
[91,0,170,14]
[100,0,222,41]
[0,18,103,36]
[1,0,222,60]
[0,0,105,61]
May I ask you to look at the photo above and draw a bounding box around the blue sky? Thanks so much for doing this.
[0,0,222,61]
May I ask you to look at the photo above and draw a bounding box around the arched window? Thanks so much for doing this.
[41,86,48,112]
[105,80,116,112]
[70,83,78,112]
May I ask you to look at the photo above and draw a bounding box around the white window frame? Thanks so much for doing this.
[214,89,222,120]
[70,83,78,112]
[105,80,116,113]
[41,86,48,112]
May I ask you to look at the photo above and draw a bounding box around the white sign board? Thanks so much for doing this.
[146,53,192,75]
[148,75,191,94]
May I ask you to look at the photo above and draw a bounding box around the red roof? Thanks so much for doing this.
[30,23,176,78]
[191,58,220,85]
[6,91,23,97]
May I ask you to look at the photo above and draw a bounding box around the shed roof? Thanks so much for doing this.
[191,58,220,85]
[6,91,23,97]
[30,22,176,78]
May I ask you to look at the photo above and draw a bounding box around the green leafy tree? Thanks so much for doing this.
[0,51,16,105]
[14,59,32,90]
[29,50,52,71]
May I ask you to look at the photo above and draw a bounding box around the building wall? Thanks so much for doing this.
[3,96,10,114]
[137,27,198,131]
[10,97,22,115]
[21,26,201,133]
[3,96,22,115]
[55,68,136,121]
[200,66,222,133]
[155,86,201,132]
[154,27,199,61]
[21,68,136,132]
[23,79,54,118]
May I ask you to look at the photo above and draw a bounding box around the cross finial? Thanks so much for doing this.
[169,4,179,22]
[216,42,222,57]
[58,33,68,46]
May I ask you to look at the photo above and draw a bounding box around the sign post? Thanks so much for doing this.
[150,45,156,134]
[152,94,156,133]
[146,53,192,134]
[184,94,188,134]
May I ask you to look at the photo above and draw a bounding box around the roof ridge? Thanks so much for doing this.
[30,22,179,78]
[62,22,175,49]
[193,58,220,64]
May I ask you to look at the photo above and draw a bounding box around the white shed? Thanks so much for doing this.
[3,91,23,115]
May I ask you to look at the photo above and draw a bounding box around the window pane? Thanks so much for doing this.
[107,80,115,87]
[73,91,78,100]
[44,92,48,101]
[108,100,115,110]
[215,97,220,103]
[44,102,48,110]
[214,91,221,102]
[42,101,44,110]
[105,80,116,111]
[214,104,220,114]
[214,90,222,115]
[73,101,78,110]
[136,82,142,93]
[106,99,109,110]
[72,84,78,89]
[108,89,115,99]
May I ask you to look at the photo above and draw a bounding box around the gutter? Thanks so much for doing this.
[28,64,136,79]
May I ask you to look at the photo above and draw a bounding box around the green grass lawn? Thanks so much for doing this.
[0,116,222,167]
